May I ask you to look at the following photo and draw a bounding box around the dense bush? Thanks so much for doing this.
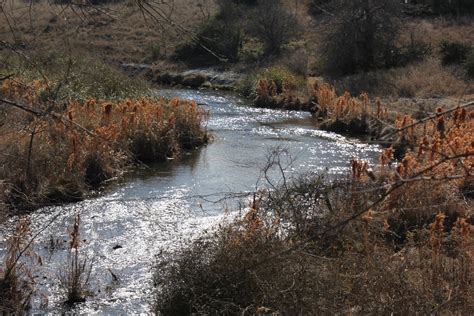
[0,78,208,211]
[385,42,432,68]
[429,0,474,15]
[172,17,242,66]
[309,0,334,15]
[320,0,402,76]
[440,41,472,65]
[464,48,474,78]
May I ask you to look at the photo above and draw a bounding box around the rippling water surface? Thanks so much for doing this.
[0,89,380,313]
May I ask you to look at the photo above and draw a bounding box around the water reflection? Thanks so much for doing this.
[0,89,381,314]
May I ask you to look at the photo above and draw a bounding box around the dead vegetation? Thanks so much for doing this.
[155,106,473,315]
[59,214,93,304]
[0,77,208,213]
[0,218,35,314]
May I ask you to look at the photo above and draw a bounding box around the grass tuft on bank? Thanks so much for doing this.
[0,77,208,213]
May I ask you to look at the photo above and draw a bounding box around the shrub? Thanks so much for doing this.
[385,42,432,68]
[173,0,248,66]
[248,0,300,56]
[236,66,301,97]
[172,17,242,66]
[464,48,474,78]
[320,0,401,76]
[440,41,471,65]
[149,43,161,61]
[2,51,146,101]
[309,0,333,15]
[155,108,474,314]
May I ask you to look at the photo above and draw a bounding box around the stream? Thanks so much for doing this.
[0,89,381,314]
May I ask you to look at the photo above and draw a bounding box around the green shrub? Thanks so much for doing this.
[1,51,146,101]
[440,41,471,65]
[149,43,161,61]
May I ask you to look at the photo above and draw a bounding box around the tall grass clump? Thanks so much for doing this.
[237,66,310,110]
[59,214,92,304]
[0,78,208,212]
[155,107,473,314]
[0,218,35,313]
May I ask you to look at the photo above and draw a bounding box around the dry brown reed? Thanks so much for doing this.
[0,78,208,212]
[0,218,35,313]
[59,214,92,304]
[155,106,473,314]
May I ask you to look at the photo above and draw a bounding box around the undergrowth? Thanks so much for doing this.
[0,218,35,313]
[0,51,147,101]
[0,78,208,212]
[155,106,473,315]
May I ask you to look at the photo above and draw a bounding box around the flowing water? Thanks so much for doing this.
[0,89,381,314]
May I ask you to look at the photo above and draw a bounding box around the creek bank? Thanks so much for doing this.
[122,63,242,90]
[122,63,395,142]
[0,88,383,314]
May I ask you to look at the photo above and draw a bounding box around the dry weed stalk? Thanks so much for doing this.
[156,106,473,313]
[59,213,92,304]
[0,218,35,313]
[310,81,375,121]
[0,77,208,209]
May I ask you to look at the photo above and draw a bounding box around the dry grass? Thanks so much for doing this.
[0,218,35,314]
[402,17,474,47]
[387,58,473,98]
[59,214,92,304]
[0,77,208,212]
[155,107,474,315]
[0,0,217,64]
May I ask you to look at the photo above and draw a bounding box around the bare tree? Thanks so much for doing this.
[249,0,300,56]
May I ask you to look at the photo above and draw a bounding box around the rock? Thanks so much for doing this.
[201,81,213,89]
[182,73,207,87]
